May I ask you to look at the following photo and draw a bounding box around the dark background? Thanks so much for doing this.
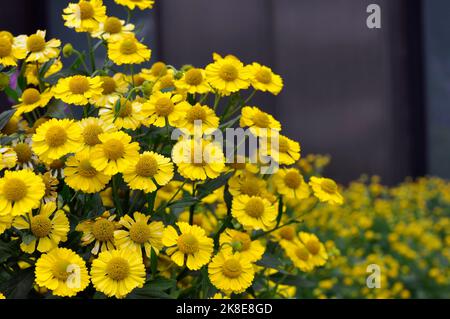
[1,0,449,185]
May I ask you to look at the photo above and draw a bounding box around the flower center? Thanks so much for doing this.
[222,258,242,278]
[30,215,53,238]
[240,179,260,197]
[69,76,90,94]
[82,124,103,146]
[231,233,251,252]
[321,179,338,194]
[135,154,158,177]
[79,2,95,20]
[279,226,295,241]
[45,125,68,147]
[129,221,151,244]
[255,69,272,84]
[305,239,320,255]
[177,233,199,254]
[120,38,138,55]
[295,247,310,261]
[104,17,122,34]
[284,171,302,189]
[14,143,33,163]
[154,97,174,116]
[21,88,41,105]
[185,68,203,85]
[103,139,125,161]
[159,75,174,89]
[78,159,98,178]
[151,62,167,77]
[117,98,133,118]
[101,76,117,95]
[186,104,207,123]
[219,64,238,81]
[245,197,265,218]
[51,260,71,281]
[0,37,12,57]
[132,75,145,86]
[278,137,289,153]
[92,219,115,242]
[106,257,130,281]
[253,112,270,128]
[26,34,46,52]
[3,178,27,202]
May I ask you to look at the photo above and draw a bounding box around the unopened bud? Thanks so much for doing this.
[63,43,74,58]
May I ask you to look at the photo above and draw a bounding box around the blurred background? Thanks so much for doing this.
[1,0,449,185]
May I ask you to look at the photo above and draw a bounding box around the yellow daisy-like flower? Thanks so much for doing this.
[35,248,90,297]
[0,292,5,299]
[177,103,220,134]
[141,91,189,127]
[90,249,146,298]
[114,212,164,257]
[280,240,314,272]
[63,0,107,33]
[0,214,13,235]
[175,68,211,94]
[231,195,277,231]
[64,151,111,193]
[219,229,265,262]
[78,117,116,152]
[0,33,27,66]
[298,232,328,267]
[273,168,310,200]
[228,171,267,198]
[13,202,69,253]
[208,251,255,294]
[76,212,118,255]
[205,53,251,96]
[16,30,60,63]
[90,131,140,175]
[24,59,63,86]
[272,224,297,243]
[162,222,213,270]
[152,70,176,93]
[260,134,300,165]
[309,176,344,205]
[107,34,151,65]
[123,151,174,193]
[114,0,155,10]
[31,118,82,162]
[0,146,17,170]
[210,293,230,299]
[140,61,168,82]
[247,62,283,95]
[13,88,53,116]
[99,96,144,130]
[0,170,44,217]
[53,75,103,106]
[91,16,135,40]
[240,106,281,137]
[172,139,225,181]
[91,73,129,107]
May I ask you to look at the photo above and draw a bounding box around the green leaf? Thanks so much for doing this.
[0,109,15,131]
[128,286,174,299]
[167,196,199,209]
[4,87,19,102]
[0,268,35,298]
[146,277,176,291]
[150,248,158,277]
[256,252,284,270]
[196,172,233,199]
[268,273,315,288]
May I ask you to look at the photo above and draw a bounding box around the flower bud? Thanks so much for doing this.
[63,43,74,58]
[141,81,153,96]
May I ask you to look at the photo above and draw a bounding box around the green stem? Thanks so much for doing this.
[188,182,196,225]
[87,34,96,73]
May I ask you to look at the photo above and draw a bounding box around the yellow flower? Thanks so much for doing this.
[31,118,82,162]
[91,249,146,298]
[99,96,144,130]
[91,73,129,107]
[53,75,103,106]
[162,222,213,270]
[272,224,298,243]
[205,53,251,95]
[210,293,230,299]
[231,195,277,231]
[177,103,220,134]
[0,33,27,66]
[0,292,4,299]
[108,34,151,65]
[140,61,168,82]
[13,202,69,253]
[175,68,211,94]
[35,248,90,297]
[16,30,60,63]
[13,88,53,116]
[298,232,328,267]
[280,240,314,272]
[63,0,107,32]
[100,187,114,207]
[0,146,17,170]
[0,170,45,217]
[261,134,300,165]
[309,176,344,205]
[78,117,117,152]
[247,62,283,95]
[64,151,111,193]
[141,91,189,127]
[0,214,13,235]
[114,212,164,257]
[219,229,265,262]
[76,212,118,255]
[152,70,176,92]
[228,170,267,198]
[273,168,310,200]
[208,251,255,293]
[172,139,225,181]
[90,131,140,175]
[114,0,155,10]
[123,151,174,193]
[240,106,281,137]
[24,58,63,86]
[91,16,135,40]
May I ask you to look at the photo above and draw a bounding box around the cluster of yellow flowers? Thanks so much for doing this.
[0,0,343,299]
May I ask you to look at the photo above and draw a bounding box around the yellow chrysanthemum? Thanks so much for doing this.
[99,96,144,130]
[273,168,310,200]
[228,170,267,198]
[13,202,69,253]
[76,212,118,255]
[91,73,129,107]
[31,118,82,162]
[0,214,13,235]
[64,151,111,193]
[280,240,315,272]
[205,53,251,95]
[231,195,277,231]
[208,251,255,294]
[298,232,328,267]
[16,30,60,63]
[53,75,103,106]
[219,229,265,262]
[0,146,17,170]
[35,248,90,297]
[140,61,168,82]
[177,103,220,134]
[309,176,344,205]
[162,222,213,270]
[63,0,107,32]
[272,224,298,243]
[90,131,140,175]
[172,139,225,181]
[90,249,146,298]
[240,106,281,137]
[91,16,135,40]
[108,34,151,65]
[24,59,63,86]
[114,212,164,257]
[141,91,189,127]
[0,33,27,66]
[260,134,300,165]
[123,151,174,193]
[114,0,155,10]
[0,170,45,217]
[247,62,283,95]
[13,88,53,116]
[78,117,116,152]
[175,67,211,94]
